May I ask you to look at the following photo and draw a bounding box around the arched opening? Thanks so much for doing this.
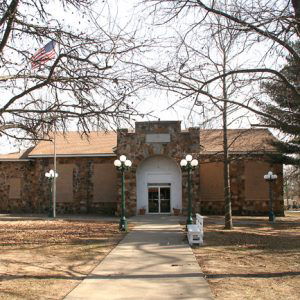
[136,155,182,214]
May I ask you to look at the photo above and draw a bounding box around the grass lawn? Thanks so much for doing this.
[0,215,125,300]
[193,211,300,300]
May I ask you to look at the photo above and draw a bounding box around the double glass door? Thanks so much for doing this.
[148,184,171,213]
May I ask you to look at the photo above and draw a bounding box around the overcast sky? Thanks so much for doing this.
[1,0,278,153]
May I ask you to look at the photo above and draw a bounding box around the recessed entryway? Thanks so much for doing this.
[136,155,182,214]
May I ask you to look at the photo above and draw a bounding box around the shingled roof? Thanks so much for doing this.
[0,128,277,159]
[28,131,117,157]
[200,129,277,154]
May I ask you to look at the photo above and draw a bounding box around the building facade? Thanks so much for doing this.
[0,121,284,216]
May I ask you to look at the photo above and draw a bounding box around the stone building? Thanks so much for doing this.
[0,121,284,216]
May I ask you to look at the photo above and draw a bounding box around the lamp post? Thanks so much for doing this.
[45,169,58,218]
[264,171,277,223]
[180,154,199,226]
[114,155,132,231]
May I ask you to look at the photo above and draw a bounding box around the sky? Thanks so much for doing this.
[0,0,283,154]
[103,0,258,125]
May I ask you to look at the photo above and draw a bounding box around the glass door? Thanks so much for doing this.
[160,187,171,213]
[148,184,171,213]
[148,187,159,213]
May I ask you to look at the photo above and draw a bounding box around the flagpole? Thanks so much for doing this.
[53,123,57,218]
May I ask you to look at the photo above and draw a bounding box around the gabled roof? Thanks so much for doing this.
[200,129,277,153]
[28,131,117,157]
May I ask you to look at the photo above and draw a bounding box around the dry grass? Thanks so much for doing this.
[193,212,300,300]
[0,215,125,300]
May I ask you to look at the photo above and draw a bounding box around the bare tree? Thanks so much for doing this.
[141,0,300,132]
[181,16,250,229]
[136,0,300,227]
[209,17,247,230]
[0,0,146,142]
[138,3,254,228]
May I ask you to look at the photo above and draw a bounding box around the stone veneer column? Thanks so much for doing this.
[230,158,245,215]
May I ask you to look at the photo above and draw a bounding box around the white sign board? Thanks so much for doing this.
[146,133,171,143]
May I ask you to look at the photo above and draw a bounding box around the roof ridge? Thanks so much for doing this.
[200,128,270,131]
[47,130,116,134]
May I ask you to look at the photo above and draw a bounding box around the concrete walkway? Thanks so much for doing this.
[64,215,213,300]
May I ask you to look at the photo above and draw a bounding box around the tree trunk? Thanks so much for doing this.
[292,0,300,36]
[222,68,233,230]
[223,113,232,229]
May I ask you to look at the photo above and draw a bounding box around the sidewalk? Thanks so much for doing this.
[64,215,213,300]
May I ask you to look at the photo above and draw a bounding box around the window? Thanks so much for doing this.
[93,164,117,202]
[200,162,224,201]
[50,164,74,202]
[245,161,269,201]
[9,178,21,199]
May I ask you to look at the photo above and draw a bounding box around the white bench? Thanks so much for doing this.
[187,213,204,246]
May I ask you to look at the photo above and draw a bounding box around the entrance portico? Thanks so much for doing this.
[116,121,200,216]
[136,155,182,214]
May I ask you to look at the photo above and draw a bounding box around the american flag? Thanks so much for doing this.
[31,40,56,69]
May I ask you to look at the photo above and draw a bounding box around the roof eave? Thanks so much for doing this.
[200,150,278,155]
[0,159,32,162]
[28,153,116,158]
